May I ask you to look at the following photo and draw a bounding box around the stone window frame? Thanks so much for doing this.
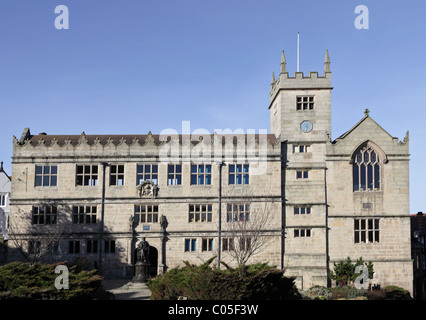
[228,164,250,185]
[167,164,182,185]
[201,238,214,252]
[190,164,212,185]
[188,204,212,223]
[296,170,309,179]
[86,239,98,254]
[222,238,235,251]
[184,238,197,252]
[68,240,80,254]
[296,95,315,111]
[76,164,98,186]
[294,228,312,238]
[354,218,380,243]
[135,204,159,224]
[137,163,158,185]
[226,203,250,222]
[104,239,116,254]
[293,144,311,153]
[110,164,125,186]
[72,205,97,224]
[28,240,41,254]
[294,205,311,215]
[35,164,58,187]
[32,205,57,225]
[352,143,383,192]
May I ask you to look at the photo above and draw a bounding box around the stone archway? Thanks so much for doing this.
[148,246,158,277]
[132,241,158,278]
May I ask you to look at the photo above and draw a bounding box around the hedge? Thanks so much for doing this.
[147,259,301,300]
[0,261,109,300]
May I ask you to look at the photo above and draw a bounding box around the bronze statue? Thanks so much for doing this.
[136,238,150,263]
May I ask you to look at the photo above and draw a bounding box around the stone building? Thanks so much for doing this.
[8,49,412,294]
[0,162,11,263]
[0,162,11,241]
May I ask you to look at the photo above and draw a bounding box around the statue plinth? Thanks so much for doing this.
[132,261,150,283]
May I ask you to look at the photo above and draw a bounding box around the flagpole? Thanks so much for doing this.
[297,32,300,72]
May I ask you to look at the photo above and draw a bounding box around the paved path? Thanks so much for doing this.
[102,280,151,300]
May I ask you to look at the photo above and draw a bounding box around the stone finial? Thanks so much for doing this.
[364,108,370,116]
[324,49,331,73]
[271,71,275,84]
[280,50,287,74]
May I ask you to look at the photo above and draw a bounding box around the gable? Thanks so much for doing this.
[327,112,409,159]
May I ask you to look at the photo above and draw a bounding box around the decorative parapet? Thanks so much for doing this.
[12,128,281,163]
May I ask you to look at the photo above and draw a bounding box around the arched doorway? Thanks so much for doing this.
[148,246,158,277]
[133,244,158,277]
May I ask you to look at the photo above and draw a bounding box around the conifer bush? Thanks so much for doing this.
[147,258,301,300]
[0,261,109,300]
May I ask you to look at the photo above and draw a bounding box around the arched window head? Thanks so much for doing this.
[353,144,381,192]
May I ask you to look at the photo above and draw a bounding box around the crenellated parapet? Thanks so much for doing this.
[270,49,332,103]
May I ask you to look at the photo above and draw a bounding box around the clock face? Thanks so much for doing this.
[300,120,313,133]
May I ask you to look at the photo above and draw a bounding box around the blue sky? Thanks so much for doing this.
[0,0,424,212]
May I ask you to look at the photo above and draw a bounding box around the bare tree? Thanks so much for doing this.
[221,187,278,268]
[8,207,70,264]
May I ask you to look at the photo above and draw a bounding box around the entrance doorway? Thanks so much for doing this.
[133,244,158,277]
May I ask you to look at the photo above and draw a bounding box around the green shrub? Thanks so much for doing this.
[147,258,301,300]
[385,286,412,300]
[329,286,366,300]
[0,261,109,300]
[301,286,332,300]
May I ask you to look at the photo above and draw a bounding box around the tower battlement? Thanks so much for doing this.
[269,49,332,103]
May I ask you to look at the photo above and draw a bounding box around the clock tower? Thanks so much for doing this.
[269,49,333,289]
[269,49,332,142]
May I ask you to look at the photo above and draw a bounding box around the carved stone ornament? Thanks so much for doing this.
[137,181,158,198]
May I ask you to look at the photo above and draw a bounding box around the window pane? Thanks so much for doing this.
[367,164,373,190]
[36,166,43,174]
[243,174,249,184]
[229,165,235,173]
[35,176,42,186]
[137,165,143,174]
[353,165,359,191]
[374,164,380,189]
[360,165,366,190]
[51,176,57,186]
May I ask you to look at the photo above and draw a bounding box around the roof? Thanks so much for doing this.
[333,109,395,143]
[0,162,10,181]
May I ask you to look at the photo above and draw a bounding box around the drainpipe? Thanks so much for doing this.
[217,162,224,269]
[98,162,108,274]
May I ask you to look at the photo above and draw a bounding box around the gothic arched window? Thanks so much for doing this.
[353,145,381,191]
